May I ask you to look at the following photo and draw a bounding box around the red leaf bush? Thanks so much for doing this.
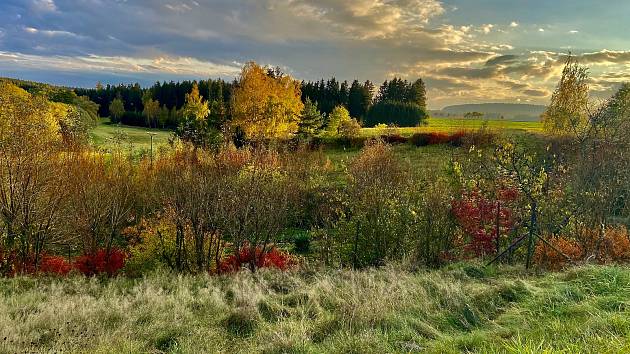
[451,188,518,258]
[74,248,127,276]
[39,255,73,276]
[218,245,295,273]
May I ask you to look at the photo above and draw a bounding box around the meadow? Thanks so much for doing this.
[1,264,629,353]
[90,118,173,152]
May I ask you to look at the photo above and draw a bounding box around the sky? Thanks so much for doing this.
[1,0,629,109]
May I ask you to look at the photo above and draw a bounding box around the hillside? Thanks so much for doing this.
[434,103,547,121]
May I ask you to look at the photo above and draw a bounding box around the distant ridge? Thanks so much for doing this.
[433,103,546,121]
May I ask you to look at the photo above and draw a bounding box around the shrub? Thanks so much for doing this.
[460,129,497,147]
[410,131,496,148]
[339,118,362,139]
[293,232,311,254]
[380,134,408,144]
[124,218,180,276]
[74,248,127,277]
[448,131,466,147]
[451,188,518,258]
[534,236,583,270]
[39,255,72,276]
[410,132,450,146]
[339,140,415,267]
[218,245,296,273]
[534,226,630,270]
[579,226,630,263]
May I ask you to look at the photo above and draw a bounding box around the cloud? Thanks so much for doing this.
[480,24,494,34]
[30,0,57,12]
[0,51,241,77]
[485,55,520,67]
[23,26,84,39]
[1,0,629,107]
[574,50,630,65]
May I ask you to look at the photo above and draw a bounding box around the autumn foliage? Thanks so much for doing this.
[535,226,630,270]
[74,249,127,276]
[218,245,295,273]
[451,188,518,258]
[0,248,126,277]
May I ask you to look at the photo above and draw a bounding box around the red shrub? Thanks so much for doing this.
[74,248,127,276]
[218,245,295,273]
[451,188,518,258]
[39,255,73,276]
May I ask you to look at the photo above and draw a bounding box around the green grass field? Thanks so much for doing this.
[362,117,543,137]
[1,264,628,353]
[90,118,173,152]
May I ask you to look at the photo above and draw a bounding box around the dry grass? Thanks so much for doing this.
[1,264,629,353]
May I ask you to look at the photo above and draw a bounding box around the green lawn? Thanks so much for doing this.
[1,264,629,353]
[90,118,173,153]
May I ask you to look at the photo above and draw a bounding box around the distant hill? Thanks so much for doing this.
[432,103,546,121]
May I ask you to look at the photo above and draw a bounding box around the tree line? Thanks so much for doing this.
[73,70,428,131]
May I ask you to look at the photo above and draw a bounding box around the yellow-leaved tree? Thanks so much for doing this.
[0,83,60,151]
[542,55,590,138]
[231,62,304,141]
[0,83,68,266]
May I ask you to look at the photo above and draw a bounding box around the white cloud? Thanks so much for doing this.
[538,28,545,32]
[510,21,519,28]
[275,0,446,40]
[31,0,57,12]
[481,24,494,34]
[569,30,579,34]
[0,51,242,77]
[23,26,83,38]
[165,3,192,13]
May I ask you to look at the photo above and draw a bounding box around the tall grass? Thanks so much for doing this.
[1,264,629,353]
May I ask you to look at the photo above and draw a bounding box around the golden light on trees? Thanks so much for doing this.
[231,62,304,140]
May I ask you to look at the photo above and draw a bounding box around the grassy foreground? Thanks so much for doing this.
[1,264,629,353]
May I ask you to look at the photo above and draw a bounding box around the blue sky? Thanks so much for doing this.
[1,0,629,108]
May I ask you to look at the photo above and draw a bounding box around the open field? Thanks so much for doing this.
[90,118,173,152]
[361,117,543,137]
[1,264,629,353]
[89,117,542,155]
